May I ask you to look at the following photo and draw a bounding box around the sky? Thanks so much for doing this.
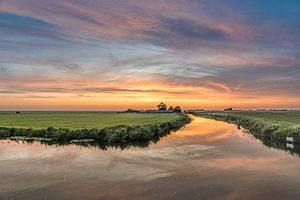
[0,0,300,110]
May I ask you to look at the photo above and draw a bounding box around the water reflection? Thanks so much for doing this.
[1,124,188,151]
[3,115,299,156]
[4,137,153,151]
[1,116,300,200]
[237,128,300,157]
[260,138,300,157]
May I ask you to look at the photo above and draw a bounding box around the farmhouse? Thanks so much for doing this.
[142,110,175,113]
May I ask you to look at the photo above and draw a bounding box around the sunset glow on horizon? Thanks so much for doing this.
[1,0,299,110]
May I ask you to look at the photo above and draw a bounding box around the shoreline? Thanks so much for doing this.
[191,112,300,143]
[0,114,191,144]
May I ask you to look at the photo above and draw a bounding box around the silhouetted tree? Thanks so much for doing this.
[168,106,174,110]
[157,102,167,110]
[174,106,182,113]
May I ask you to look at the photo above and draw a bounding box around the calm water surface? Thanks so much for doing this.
[1,116,300,200]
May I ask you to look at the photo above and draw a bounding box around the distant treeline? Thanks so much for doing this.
[193,112,300,143]
[0,114,191,143]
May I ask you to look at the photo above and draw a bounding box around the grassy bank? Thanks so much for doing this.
[0,112,191,143]
[0,112,180,129]
[192,111,300,143]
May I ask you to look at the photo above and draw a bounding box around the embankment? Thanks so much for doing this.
[192,112,300,143]
[0,114,191,143]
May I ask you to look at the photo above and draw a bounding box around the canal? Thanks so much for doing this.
[1,115,300,200]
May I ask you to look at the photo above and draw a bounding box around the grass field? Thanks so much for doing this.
[193,111,300,143]
[217,111,300,125]
[0,112,179,129]
[0,112,191,143]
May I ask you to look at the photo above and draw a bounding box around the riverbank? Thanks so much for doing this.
[0,112,191,143]
[2,115,300,200]
[191,111,300,143]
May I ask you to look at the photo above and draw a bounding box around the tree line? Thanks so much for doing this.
[157,102,181,113]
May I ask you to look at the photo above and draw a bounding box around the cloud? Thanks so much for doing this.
[161,17,228,40]
[0,84,196,97]
[0,0,300,109]
[1,0,299,53]
[154,65,300,97]
[0,12,72,44]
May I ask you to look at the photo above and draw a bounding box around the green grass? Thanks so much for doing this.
[219,111,300,125]
[0,112,191,143]
[192,111,300,143]
[0,112,179,129]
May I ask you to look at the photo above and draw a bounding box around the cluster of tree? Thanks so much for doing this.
[157,102,182,113]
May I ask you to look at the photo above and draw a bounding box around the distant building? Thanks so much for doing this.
[224,108,233,111]
[185,109,205,114]
[256,109,267,112]
[274,109,288,112]
[143,110,174,113]
[269,109,288,112]
[124,108,141,113]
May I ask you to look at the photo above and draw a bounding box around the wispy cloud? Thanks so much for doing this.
[0,0,299,109]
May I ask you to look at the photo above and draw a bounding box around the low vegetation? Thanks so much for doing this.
[192,111,300,143]
[0,112,191,143]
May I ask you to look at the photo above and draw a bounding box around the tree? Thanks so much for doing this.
[157,102,167,110]
[168,106,174,110]
[174,106,182,113]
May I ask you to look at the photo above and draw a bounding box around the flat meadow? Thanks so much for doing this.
[0,112,190,143]
[0,112,179,129]
[220,111,300,125]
